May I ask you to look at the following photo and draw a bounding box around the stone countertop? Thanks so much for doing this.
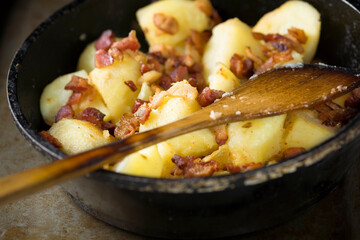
[0,0,359,239]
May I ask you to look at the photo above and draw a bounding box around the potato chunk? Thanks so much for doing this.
[284,110,336,150]
[141,82,217,157]
[208,62,241,92]
[203,18,263,80]
[49,118,114,155]
[40,70,88,126]
[227,114,286,165]
[253,1,321,63]
[136,0,209,47]
[77,41,96,73]
[89,54,142,123]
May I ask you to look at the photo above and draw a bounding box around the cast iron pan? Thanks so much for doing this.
[7,0,360,239]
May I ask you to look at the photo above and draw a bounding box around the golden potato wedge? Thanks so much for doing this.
[77,41,96,73]
[203,18,263,80]
[227,114,287,165]
[208,62,241,92]
[40,70,88,126]
[253,0,321,63]
[136,0,209,47]
[89,54,142,123]
[284,110,336,150]
[48,118,114,155]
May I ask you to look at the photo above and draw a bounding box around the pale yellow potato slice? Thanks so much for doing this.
[227,114,287,165]
[253,0,321,63]
[40,70,87,126]
[111,145,164,178]
[136,0,209,47]
[137,82,154,101]
[77,41,96,73]
[284,110,336,150]
[48,118,114,155]
[89,54,142,123]
[208,62,241,92]
[203,18,263,81]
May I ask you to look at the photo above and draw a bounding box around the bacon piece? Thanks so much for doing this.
[171,154,219,178]
[197,87,225,107]
[213,125,228,146]
[149,89,169,109]
[288,27,307,44]
[165,57,181,72]
[230,54,254,79]
[245,47,264,66]
[226,162,263,173]
[283,147,306,159]
[345,95,360,108]
[187,29,207,55]
[132,99,149,113]
[153,13,179,35]
[124,80,137,92]
[55,105,74,122]
[169,65,188,83]
[95,30,116,51]
[114,113,140,139]
[140,59,162,74]
[65,75,89,92]
[315,102,358,126]
[194,0,213,16]
[95,49,114,68]
[159,75,173,90]
[76,107,105,128]
[66,92,82,105]
[111,30,141,51]
[39,131,62,148]
[108,47,123,61]
[134,103,151,124]
[148,51,167,64]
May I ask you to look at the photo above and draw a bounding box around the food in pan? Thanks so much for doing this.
[39,0,360,178]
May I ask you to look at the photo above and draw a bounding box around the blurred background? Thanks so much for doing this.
[0,0,359,239]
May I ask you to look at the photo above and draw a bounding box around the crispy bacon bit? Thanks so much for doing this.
[95,49,114,68]
[39,131,62,148]
[226,162,263,173]
[153,13,179,35]
[76,107,116,134]
[55,105,74,122]
[65,75,89,92]
[111,30,141,51]
[148,51,167,64]
[76,107,105,128]
[213,125,228,146]
[150,89,169,109]
[134,103,151,124]
[132,99,149,113]
[197,87,225,107]
[108,47,123,61]
[171,154,219,177]
[66,92,82,105]
[288,27,307,44]
[159,75,173,90]
[245,47,264,66]
[283,147,306,159]
[187,30,208,55]
[230,54,254,79]
[165,57,181,72]
[140,59,162,74]
[95,30,116,51]
[253,32,304,54]
[125,80,137,92]
[169,65,188,83]
[114,113,140,139]
[315,101,358,126]
[194,0,213,16]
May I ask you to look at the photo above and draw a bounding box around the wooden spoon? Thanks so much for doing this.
[1,64,359,204]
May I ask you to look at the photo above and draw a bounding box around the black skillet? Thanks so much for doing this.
[6,0,360,239]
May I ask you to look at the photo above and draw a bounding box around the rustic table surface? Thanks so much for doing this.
[0,0,359,239]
